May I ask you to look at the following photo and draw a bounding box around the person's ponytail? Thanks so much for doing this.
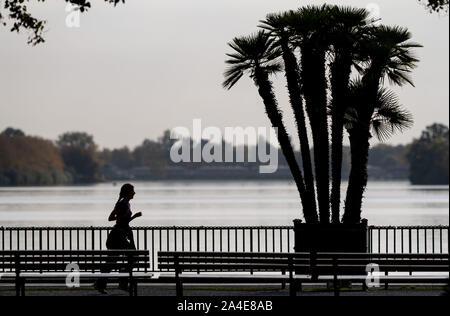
[116,194,123,206]
[116,183,134,207]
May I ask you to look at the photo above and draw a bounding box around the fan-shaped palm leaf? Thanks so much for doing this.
[371,88,413,141]
[223,31,282,90]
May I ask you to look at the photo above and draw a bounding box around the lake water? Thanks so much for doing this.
[0,181,448,228]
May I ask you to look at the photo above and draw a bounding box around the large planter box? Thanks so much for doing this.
[293,219,368,253]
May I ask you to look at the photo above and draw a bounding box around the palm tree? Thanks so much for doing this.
[343,79,416,224]
[288,5,332,224]
[343,26,421,224]
[327,6,372,223]
[223,31,319,224]
[260,11,318,219]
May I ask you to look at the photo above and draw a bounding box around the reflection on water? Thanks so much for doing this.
[0,181,448,227]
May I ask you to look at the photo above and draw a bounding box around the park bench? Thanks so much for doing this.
[157,251,449,296]
[0,250,152,296]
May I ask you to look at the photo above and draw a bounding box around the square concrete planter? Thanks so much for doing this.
[293,219,368,253]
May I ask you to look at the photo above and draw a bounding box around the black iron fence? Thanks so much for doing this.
[0,225,448,271]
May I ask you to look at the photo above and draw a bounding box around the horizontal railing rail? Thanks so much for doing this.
[0,225,448,272]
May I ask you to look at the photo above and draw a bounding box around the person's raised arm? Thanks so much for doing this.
[130,212,143,222]
[108,207,118,222]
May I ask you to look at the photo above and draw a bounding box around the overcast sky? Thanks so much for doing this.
[0,0,448,149]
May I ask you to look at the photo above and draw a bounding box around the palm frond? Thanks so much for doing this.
[371,88,413,141]
[361,25,422,87]
[223,30,282,89]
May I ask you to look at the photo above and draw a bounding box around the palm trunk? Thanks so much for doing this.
[330,115,344,223]
[343,73,381,224]
[330,54,352,224]
[279,36,317,218]
[301,46,330,224]
[254,69,319,224]
[343,127,371,224]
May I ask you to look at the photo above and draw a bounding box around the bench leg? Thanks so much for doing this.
[15,278,25,297]
[176,281,183,297]
[334,277,340,297]
[385,272,389,290]
[289,281,297,297]
[129,279,134,297]
[334,286,340,297]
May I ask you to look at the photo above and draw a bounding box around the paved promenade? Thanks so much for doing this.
[0,284,446,296]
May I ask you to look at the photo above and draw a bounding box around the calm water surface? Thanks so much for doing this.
[0,181,448,227]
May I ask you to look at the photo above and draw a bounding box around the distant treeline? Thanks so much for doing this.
[0,124,448,186]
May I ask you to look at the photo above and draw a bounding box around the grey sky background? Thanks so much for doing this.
[0,0,448,150]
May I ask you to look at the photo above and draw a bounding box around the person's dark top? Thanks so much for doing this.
[115,200,132,228]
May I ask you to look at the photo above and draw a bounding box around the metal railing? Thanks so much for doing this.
[368,225,449,254]
[0,225,448,271]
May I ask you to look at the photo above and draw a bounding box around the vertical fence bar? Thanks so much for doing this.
[417,228,420,254]
[265,229,268,253]
[62,228,65,250]
[279,229,283,253]
[47,229,50,251]
[166,229,170,251]
[99,229,102,250]
[272,229,275,253]
[173,228,177,252]
[151,228,155,271]
[401,228,404,254]
[409,228,412,254]
[432,229,435,254]
[213,229,216,252]
[219,229,223,252]
[182,229,185,252]
[17,229,20,251]
[159,229,162,253]
[24,229,27,250]
[54,229,57,250]
[385,229,388,254]
[287,228,290,253]
[393,228,396,254]
[39,228,43,250]
[190,228,193,253]
[91,227,95,250]
[377,228,381,253]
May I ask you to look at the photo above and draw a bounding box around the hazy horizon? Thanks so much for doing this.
[1,0,448,150]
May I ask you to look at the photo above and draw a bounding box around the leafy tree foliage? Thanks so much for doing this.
[419,0,449,13]
[57,132,99,183]
[57,132,96,151]
[0,133,71,185]
[1,127,25,137]
[408,124,449,185]
[0,0,124,45]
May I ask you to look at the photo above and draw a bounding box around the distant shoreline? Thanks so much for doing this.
[1,179,449,188]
